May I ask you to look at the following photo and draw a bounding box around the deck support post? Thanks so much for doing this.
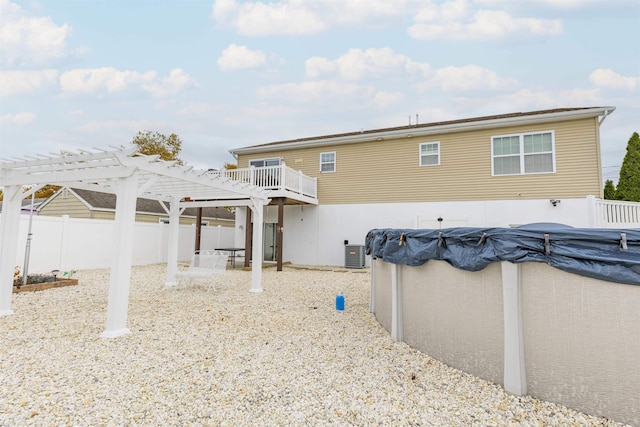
[276,198,284,271]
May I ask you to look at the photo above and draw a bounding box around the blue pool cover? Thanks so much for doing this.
[365,224,640,286]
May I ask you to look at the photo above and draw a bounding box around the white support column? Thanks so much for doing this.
[249,198,265,293]
[101,176,138,338]
[0,185,23,316]
[501,261,527,395]
[165,196,181,287]
[390,263,403,341]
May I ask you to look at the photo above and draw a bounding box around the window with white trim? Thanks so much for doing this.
[492,131,555,175]
[419,142,440,166]
[320,151,336,173]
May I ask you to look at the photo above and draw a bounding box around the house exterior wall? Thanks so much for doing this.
[237,117,602,204]
[38,189,91,218]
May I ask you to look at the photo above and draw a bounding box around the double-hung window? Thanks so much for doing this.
[419,142,440,166]
[492,131,555,176]
[320,152,336,173]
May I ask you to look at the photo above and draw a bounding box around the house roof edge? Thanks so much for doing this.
[230,106,615,155]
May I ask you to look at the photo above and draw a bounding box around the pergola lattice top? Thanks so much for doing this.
[0,146,269,203]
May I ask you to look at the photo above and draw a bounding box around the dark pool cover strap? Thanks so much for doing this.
[365,224,640,286]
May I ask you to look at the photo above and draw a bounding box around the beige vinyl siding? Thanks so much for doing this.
[239,117,602,204]
[38,192,91,218]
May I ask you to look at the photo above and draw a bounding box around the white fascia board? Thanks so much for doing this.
[231,107,616,155]
[179,199,271,208]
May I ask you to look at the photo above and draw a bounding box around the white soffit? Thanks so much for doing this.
[0,147,269,204]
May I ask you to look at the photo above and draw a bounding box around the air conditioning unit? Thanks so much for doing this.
[345,244,365,269]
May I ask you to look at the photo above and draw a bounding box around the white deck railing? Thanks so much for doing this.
[593,198,640,228]
[216,163,317,199]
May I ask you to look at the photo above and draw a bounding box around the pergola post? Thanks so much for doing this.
[165,196,181,286]
[249,197,265,293]
[0,185,23,316]
[101,175,138,338]
[276,197,284,271]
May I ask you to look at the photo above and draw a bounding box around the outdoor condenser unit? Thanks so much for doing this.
[345,244,365,269]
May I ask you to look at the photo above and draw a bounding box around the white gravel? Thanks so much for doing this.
[0,264,629,426]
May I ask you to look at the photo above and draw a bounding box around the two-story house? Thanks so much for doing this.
[226,106,618,267]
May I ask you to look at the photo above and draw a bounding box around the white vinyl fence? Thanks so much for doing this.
[7,215,235,274]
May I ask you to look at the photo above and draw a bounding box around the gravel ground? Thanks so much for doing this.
[0,264,629,426]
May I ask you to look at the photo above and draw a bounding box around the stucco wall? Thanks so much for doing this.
[372,258,640,426]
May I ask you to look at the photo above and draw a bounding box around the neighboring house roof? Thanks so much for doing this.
[231,106,615,155]
[40,187,234,220]
[0,198,46,213]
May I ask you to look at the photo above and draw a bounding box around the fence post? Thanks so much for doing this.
[586,195,597,227]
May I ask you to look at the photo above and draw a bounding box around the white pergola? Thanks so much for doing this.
[0,147,270,337]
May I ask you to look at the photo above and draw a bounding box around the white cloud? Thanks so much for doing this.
[452,87,603,115]
[217,44,267,71]
[0,69,58,96]
[426,65,517,92]
[305,48,430,81]
[212,0,326,36]
[211,0,407,36]
[76,119,157,133]
[370,91,405,109]
[259,80,373,103]
[589,68,639,91]
[60,67,156,94]
[0,0,72,66]
[142,68,198,99]
[408,0,562,40]
[0,111,37,126]
[58,67,197,99]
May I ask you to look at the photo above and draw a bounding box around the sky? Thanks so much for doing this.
[1,0,639,184]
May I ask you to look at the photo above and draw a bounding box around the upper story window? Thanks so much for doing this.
[419,142,440,166]
[320,152,336,173]
[492,131,555,176]
[250,158,281,168]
